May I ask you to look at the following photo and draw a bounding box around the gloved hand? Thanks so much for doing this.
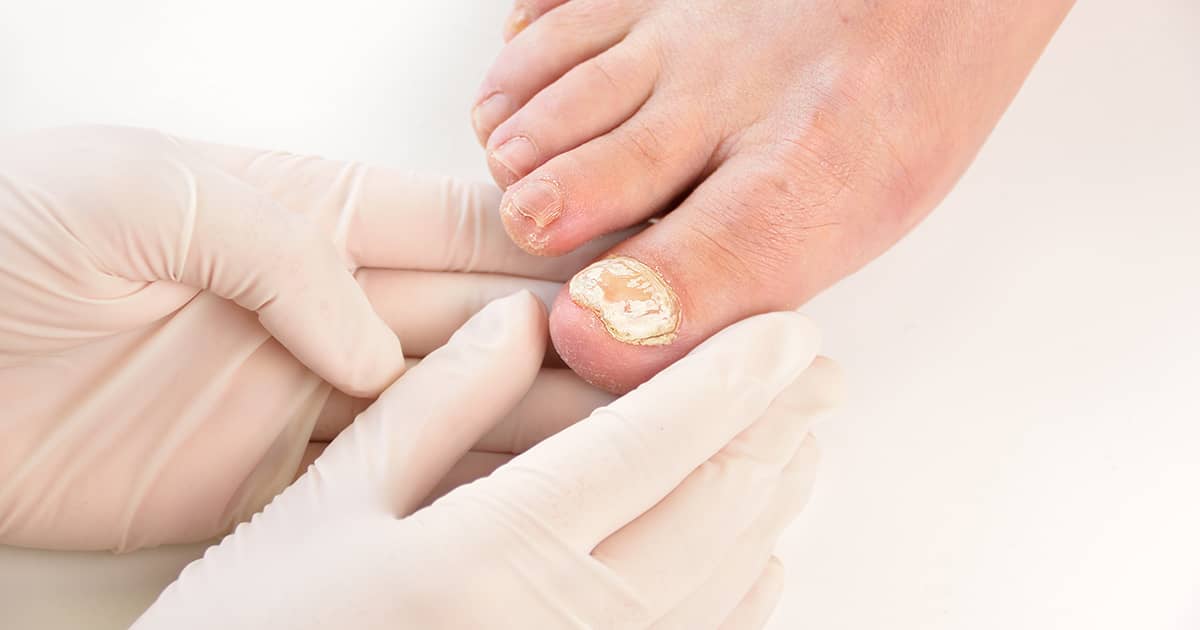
[134,291,842,630]
[0,125,616,551]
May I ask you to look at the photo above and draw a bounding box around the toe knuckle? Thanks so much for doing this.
[581,54,625,92]
[537,1,604,34]
[687,192,806,289]
[754,166,844,239]
[684,216,763,282]
[768,135,861,223]
[619,117,672,168]
[526,0,563,12]
[776,90,924,225]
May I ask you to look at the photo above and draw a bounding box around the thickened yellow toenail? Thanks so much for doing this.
[569,256,680,346]
[505,178,562,228]
[506,6,532,37]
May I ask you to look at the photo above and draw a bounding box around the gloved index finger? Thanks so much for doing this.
[179,137,633,282]
[297,290,547,515]
[469,311,822,553]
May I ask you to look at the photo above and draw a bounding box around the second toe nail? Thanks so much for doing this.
[489,136,539,185]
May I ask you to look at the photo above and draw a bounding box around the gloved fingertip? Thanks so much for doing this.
[663,311,822,390]
[814,356,848,411]
[715,309,820,352]
[254,292,408,399]
[330,326,408,399]
[455,289,547,346]
[788,355,847,415]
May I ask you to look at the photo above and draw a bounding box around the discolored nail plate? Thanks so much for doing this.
[505,178,563,228]
[506,7,533,38]
[569,256,680,346]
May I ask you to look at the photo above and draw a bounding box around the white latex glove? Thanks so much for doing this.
[135,291,843,630]
[0,125,617,551]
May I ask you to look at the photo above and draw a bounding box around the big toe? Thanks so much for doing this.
[548,155,853,393]
[549,284,682,393]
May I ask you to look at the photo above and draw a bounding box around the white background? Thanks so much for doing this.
[2,1,1199,628]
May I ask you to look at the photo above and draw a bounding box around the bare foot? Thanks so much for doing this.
[474,0,1074,392]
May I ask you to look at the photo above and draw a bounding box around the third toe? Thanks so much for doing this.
[498,101,716,256]
[485,38,659,187]
[473,0,644,143]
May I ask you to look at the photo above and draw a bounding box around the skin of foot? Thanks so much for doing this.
[474,0,1075,393]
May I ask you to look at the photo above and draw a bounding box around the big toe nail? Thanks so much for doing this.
[550,259,689,394]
